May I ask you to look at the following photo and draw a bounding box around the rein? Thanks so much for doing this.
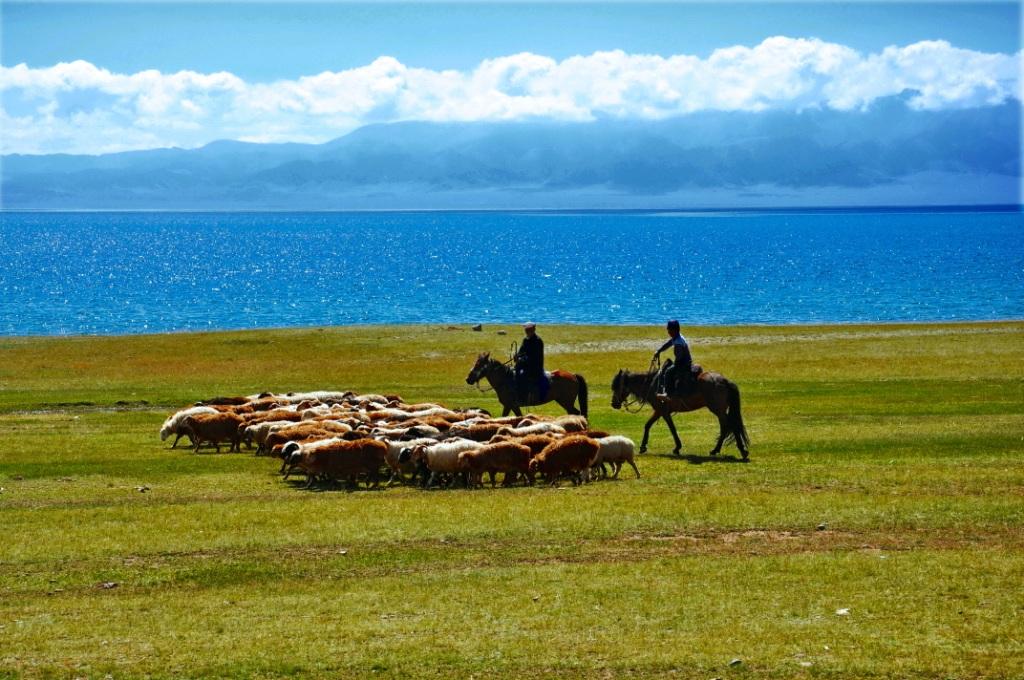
[619,358,660,413]
[470,357,512,394]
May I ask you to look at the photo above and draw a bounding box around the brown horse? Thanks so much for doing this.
[610,367,749,458]
[466,352,588,418]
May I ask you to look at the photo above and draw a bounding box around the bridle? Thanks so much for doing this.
[613,357,660,414]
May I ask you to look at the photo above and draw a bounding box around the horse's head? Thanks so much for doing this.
[466,352,491,386]
[610,369,627,410]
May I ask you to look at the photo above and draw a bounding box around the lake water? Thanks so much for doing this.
[1,209,1021,335]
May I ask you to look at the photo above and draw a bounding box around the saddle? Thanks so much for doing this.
[660,363,704,398]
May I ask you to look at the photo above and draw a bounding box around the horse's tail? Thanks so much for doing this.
[725,380,749,451]
[575,374,589,418]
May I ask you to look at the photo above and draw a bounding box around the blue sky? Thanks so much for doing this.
[0,2,1020,155]
[3,2,1019,79]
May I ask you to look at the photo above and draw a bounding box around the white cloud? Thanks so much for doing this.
[1,37,1019,154]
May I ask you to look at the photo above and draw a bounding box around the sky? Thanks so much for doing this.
[0,1,1021,155]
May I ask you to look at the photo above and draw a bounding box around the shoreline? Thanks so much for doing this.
[2,318,1022,343]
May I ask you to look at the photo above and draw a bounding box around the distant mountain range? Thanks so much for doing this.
[2,96,1019,209]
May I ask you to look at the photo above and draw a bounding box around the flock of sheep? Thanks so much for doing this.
[159,390,639,489]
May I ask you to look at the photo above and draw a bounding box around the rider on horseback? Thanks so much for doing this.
[514,322,544,405]
[654,319,694,398]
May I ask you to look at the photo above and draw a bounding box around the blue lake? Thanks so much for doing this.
[0,209,1021,335]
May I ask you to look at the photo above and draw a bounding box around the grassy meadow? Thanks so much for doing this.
[1,322,1022,678]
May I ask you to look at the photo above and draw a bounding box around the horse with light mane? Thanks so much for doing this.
[610,366,749,458]
[466,352,588,418]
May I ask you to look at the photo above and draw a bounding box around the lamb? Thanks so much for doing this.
[283,438,388,489]
[399,438,482,488]
[160,406,218,448]
[458,442,533,488]
[528,435,601,486]
[592,436,640,479]
[180,412,245,453]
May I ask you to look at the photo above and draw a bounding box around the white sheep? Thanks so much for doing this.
[401,438,483,487]
[496,422,567,438]
[160,406,218,447]
[593,436,640,479]
[376,436,440,485]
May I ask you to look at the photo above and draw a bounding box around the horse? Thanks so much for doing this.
[610,367,749,459]
[465,352,588,418]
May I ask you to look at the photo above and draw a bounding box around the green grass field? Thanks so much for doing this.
[2,322,1023,678]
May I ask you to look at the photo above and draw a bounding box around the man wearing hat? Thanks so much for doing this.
[514,322,545,405]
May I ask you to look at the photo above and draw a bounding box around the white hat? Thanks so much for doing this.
[523,321,536,329]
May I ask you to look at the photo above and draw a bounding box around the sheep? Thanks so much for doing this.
[244,419,300,454]
[459,442,533,488]
[284,438,388,489]
[370,424,442,440]
[180,412,245,453]
[237,410,304,449]
[263,421,353,460]
[160,406,218,448]
[447,422,505,442]
[399,438,482,488]
[528,435,601,486]
[401,415,454,432]
[592,436,640,479]
[364,407,420,422]
[495,422,567,438]
[400,406,460,420]
[376,437,439,486]
[553,415,589,433]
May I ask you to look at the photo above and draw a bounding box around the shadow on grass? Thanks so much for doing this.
[281,477,389,493]
[681,453,750,464]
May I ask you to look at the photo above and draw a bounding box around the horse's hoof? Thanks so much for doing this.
[709,450,718,456]
[639,447,647,454]
[672,448,681,456]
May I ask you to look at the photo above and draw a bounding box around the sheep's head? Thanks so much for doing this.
[528,458,540,472]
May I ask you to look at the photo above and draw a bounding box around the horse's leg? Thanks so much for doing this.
[639,411,660,454]
[662,412,683,455]
[709,412,728,456]
[557,386,581,416]
[558,395,580,416]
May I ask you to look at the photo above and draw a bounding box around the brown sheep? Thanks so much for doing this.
[447,422,504,442]
[181,412,245,453]
[553,415,589,433]
[458,442,533,488]
[528,435,601,486]
[264,421,352,458]
[285,438,388,489]
[401,415,454,432]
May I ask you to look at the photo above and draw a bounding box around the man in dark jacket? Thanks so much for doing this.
[515,322,544,405]
[654,319,694,397]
